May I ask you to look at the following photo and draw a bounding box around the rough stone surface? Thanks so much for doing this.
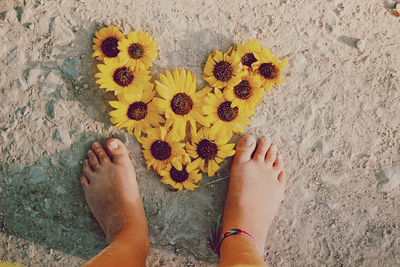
[51,16,74,46]
[1,0,400,266]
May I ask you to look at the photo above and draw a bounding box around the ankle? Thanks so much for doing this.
[114,226,151,261]
[219,235,265,267]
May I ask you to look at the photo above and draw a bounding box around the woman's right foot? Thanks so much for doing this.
[81,138,150,266]
[81,138,149,247]
[222,135,286,255]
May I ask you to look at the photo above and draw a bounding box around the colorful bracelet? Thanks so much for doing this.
[209,215,257,256]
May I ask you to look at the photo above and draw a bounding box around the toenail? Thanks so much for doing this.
[109,140,119,150]
[93,142,100,148]
[243,136,254,145]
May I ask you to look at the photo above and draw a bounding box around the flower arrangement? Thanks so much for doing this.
[92,26,287,192]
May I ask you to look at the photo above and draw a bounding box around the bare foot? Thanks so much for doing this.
[81,138,149,248]
[222,135,286,255]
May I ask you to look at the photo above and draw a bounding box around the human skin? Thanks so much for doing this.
[80,136,285,267]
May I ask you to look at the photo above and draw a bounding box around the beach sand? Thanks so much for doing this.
[1,0,400,266]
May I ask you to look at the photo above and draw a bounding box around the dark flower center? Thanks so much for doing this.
[241,53,257,67]
[258,63,278,80]
[150,140,171,161]
[170,165,189,183]
[234,80,252,99]
[128,43,144,59]
[101,37,120,58]
[213,61,233,82]
[113,67,134,87]
[127,102,147,121]
[197,139,218,160]
[217,101,238,122]
[170,93,193,115]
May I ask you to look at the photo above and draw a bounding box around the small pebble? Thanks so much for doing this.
[356,39,366,52]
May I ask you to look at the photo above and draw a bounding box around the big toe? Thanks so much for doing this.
[106,138,131,165]
[233,135,256,163]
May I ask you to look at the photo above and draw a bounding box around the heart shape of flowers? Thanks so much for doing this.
[92,26,288,192]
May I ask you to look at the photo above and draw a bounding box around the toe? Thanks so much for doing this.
[233,135,256,163]
[273,153,285,170]
[265,144,278,164]
[254,137,272,161]
[87,150,100,170]
[105,138,131,165]
[92,142,111,164]
[82,159,94,178]
[81,175,90,186]
[278,170,287,184]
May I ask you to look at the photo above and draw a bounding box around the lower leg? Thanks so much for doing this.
[219,135,286,267]
[81,139,150,267]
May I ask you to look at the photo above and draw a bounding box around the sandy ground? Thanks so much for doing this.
[1,0,400,266]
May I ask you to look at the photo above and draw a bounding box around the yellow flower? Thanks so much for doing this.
[203,89,254,138]
[92,26,125,62]
[186,127,235,177]
[223,73,264,109]
[159,157,202,192]
[236,39,264,70]
[140,127,189,173]
[118,31,158,70]
[203,48,244,88]
[252,50,288,90]
[153,69,211,140]
[95,57,153,96]
[108,89,164,138]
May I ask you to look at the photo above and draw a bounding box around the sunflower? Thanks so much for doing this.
[118,31,158,70]
[252,50,288,90]
[140,127,189,173]
[203,88,254,138]
[203,48,244,89]
[152,69,211,140]
[95,57,153,96]
[186,127,235,177]
[236,39,264,70]
[92,26,125,62]
[159,157,202,192]
[108,89,164,138]
[223,73,264,109]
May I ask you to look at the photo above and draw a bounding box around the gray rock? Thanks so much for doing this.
[41,70,63,94]
[27,67,44,86]
[6,10,18,24]
[59,152,79,167]
[53,128,71,146]
[28,167,45,184]
[37,15,51,35]
[55,185,66,194]
[61,58,80,79]
[356,39,366,52]
[6,48,27,66]
[53,100,69,119]
[51,17,74,46]
[21,7,33,24]
[380,168,400,192]
[5,47,17,65]
[59,84,68,98]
